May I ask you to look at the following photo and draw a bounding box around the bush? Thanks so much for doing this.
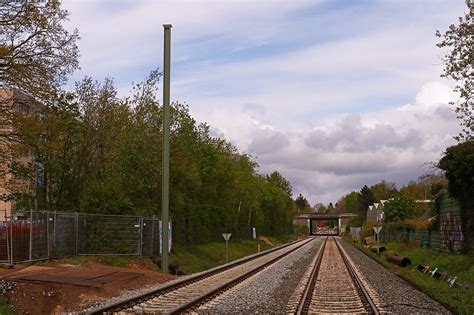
[362,221,375,238]
[384,195,415,222]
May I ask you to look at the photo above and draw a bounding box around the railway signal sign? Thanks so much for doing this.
[222,233,232,263]
[373,226,382,234]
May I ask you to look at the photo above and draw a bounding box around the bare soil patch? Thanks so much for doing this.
[0,258,175,314]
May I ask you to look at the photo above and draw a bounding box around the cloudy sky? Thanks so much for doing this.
[62,0,467,205]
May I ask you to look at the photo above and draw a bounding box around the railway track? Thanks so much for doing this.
[290,236,385,314]
[90,237,316,314]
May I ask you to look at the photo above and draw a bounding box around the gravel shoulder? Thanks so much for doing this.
[199,237,323,314]
[340,239,451,314]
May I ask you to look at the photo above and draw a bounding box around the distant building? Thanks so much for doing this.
[366,200,388,224]
[0,88,41,220]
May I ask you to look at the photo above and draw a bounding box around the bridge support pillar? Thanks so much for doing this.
[338,218,342,235]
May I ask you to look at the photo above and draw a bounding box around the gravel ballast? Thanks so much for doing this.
[339,240,451,314]
[199,237,323,314]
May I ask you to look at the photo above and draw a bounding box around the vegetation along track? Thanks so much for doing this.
[91,237,316,314]
[291,236,385,314]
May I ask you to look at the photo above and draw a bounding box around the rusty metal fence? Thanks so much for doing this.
[0,210,171,265]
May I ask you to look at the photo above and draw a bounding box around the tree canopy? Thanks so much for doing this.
[370,180,397,201]
[383,195,415,222]
[0,0,79,177]
[0,0,79,101]
[11,72,297,244]
[438,140,474,249]
[358,185,375,220]
[436,1,473,141]
[295,193,310,212]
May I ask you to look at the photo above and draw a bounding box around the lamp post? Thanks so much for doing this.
[161,24,172,273]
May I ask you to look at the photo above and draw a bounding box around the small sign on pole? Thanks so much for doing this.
[373,226,382,244]
[222,233,232,263]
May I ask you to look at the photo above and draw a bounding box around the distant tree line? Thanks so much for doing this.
[295,177,441,226]
[328,176,446,226]
[9,72,296,244]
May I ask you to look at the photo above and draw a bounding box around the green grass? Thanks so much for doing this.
[0,297,14,315]
[168,235,295,275]
[346,237,474,314]
[31,234,297,276]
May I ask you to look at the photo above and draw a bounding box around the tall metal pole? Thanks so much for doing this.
[161,24,172,273]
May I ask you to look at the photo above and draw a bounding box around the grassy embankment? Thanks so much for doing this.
[168,235,296,274]
[346,237,474,314]
[33,234,298,275]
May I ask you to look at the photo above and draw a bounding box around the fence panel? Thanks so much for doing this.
[49,212,76,258]
[77,213,141,255]
[0,211,168,263]
[30,211,48,261]
[10,220,30,263]
[0,221,8,263]
[430,231,441,251]
[142,218,154,257]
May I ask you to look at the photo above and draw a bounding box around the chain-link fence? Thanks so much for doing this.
[0,210,171,264]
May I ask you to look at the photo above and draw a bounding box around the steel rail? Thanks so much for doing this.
[334,236,380,315]
[295,236,327,315]
[169,237,317,314]
[91,237,313,314]
[295,236,380,314]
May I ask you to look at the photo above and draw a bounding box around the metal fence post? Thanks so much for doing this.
[5,210,11,265]
[9,214,13,264]
[29,208,33,261]
[151,215,156,256]
[75,212,79,255]
[53,210,56,248]
[46,212,50,259]
[139,216,144,256]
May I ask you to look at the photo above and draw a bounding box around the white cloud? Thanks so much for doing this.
[60,0,466,204]
[234,81,459,204]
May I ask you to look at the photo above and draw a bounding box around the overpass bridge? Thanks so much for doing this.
[294,212,357,235]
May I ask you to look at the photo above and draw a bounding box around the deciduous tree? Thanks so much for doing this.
[358,185,374,221]
[295,193,310,212]
[0,0,79,101]
[436,1,473,141]
[370,180,397,201]
[383,195,415,222]
[438,141,474,251]
[0,0,79,182]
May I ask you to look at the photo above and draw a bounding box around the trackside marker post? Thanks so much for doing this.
[222,233,232,263]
